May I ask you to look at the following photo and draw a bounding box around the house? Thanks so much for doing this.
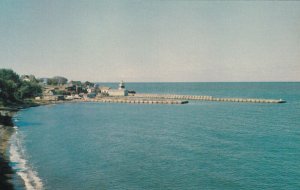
[100,86,111,94]
[87,87,95,93]
[21,75,31,82]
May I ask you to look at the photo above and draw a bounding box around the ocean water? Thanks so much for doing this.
[10,82,300,190]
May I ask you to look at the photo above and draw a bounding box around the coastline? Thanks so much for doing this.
[0,100,81,190]
[0,102,41,190]
[0,115,15,190]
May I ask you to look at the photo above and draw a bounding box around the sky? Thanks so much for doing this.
[0,0,300,82]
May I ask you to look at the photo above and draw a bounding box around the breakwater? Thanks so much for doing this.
[134,93,286,104]
[36,93,286,105]
[81,97,188,104]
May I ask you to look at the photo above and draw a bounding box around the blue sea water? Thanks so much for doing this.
[10,82,300,190]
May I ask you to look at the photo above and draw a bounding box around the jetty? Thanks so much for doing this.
[81,97,188,104]
[70,93,286,105]
[134,93,286,104]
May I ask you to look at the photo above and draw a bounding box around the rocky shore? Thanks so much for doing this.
[0,103,39,190]
[0,113,15,190]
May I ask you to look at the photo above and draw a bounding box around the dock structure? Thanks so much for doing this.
[134,93,286,104]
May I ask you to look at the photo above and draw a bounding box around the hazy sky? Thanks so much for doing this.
[1,0,300,82]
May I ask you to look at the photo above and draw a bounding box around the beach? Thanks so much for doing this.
[0,105,39,189]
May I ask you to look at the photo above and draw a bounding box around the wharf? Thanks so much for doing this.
[134,93,286,104]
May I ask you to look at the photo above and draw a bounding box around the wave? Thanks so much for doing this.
[9,128,43,190]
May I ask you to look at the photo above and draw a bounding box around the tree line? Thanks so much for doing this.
[41,76,68,86]
[0,69,42,105]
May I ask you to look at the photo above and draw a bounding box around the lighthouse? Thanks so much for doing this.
[107,81,128,96]
[119,80,125,90]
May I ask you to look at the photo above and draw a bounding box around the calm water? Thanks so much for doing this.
[10,82,300,190]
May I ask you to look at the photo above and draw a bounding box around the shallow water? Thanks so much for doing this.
[11,82,300,189]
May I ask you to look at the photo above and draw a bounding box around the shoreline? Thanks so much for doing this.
[0,97,187,190]
[0,100,78,190]
[0,102,42,190]
[0,116,15,190]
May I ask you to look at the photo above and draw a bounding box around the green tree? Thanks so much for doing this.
[84,81,94,87]
[53,76,68,85]
[0,69,21,103]
[0,69,20,84]
[0,69,42,105]
[18,81,42,99]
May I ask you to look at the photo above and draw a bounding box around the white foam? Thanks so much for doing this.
[9,132,44,190]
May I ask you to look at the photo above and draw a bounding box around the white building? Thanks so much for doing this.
[87,88,94,93]
[21,75,31,82]
[100,86,111,94]
[108,89,128,96]
[107,81,128,96]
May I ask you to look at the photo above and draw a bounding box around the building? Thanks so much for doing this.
[100,86,111,94]
[21,75,31,82]
[87,87,95,93]
[107,81,128,96]
[107,89,128,96]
